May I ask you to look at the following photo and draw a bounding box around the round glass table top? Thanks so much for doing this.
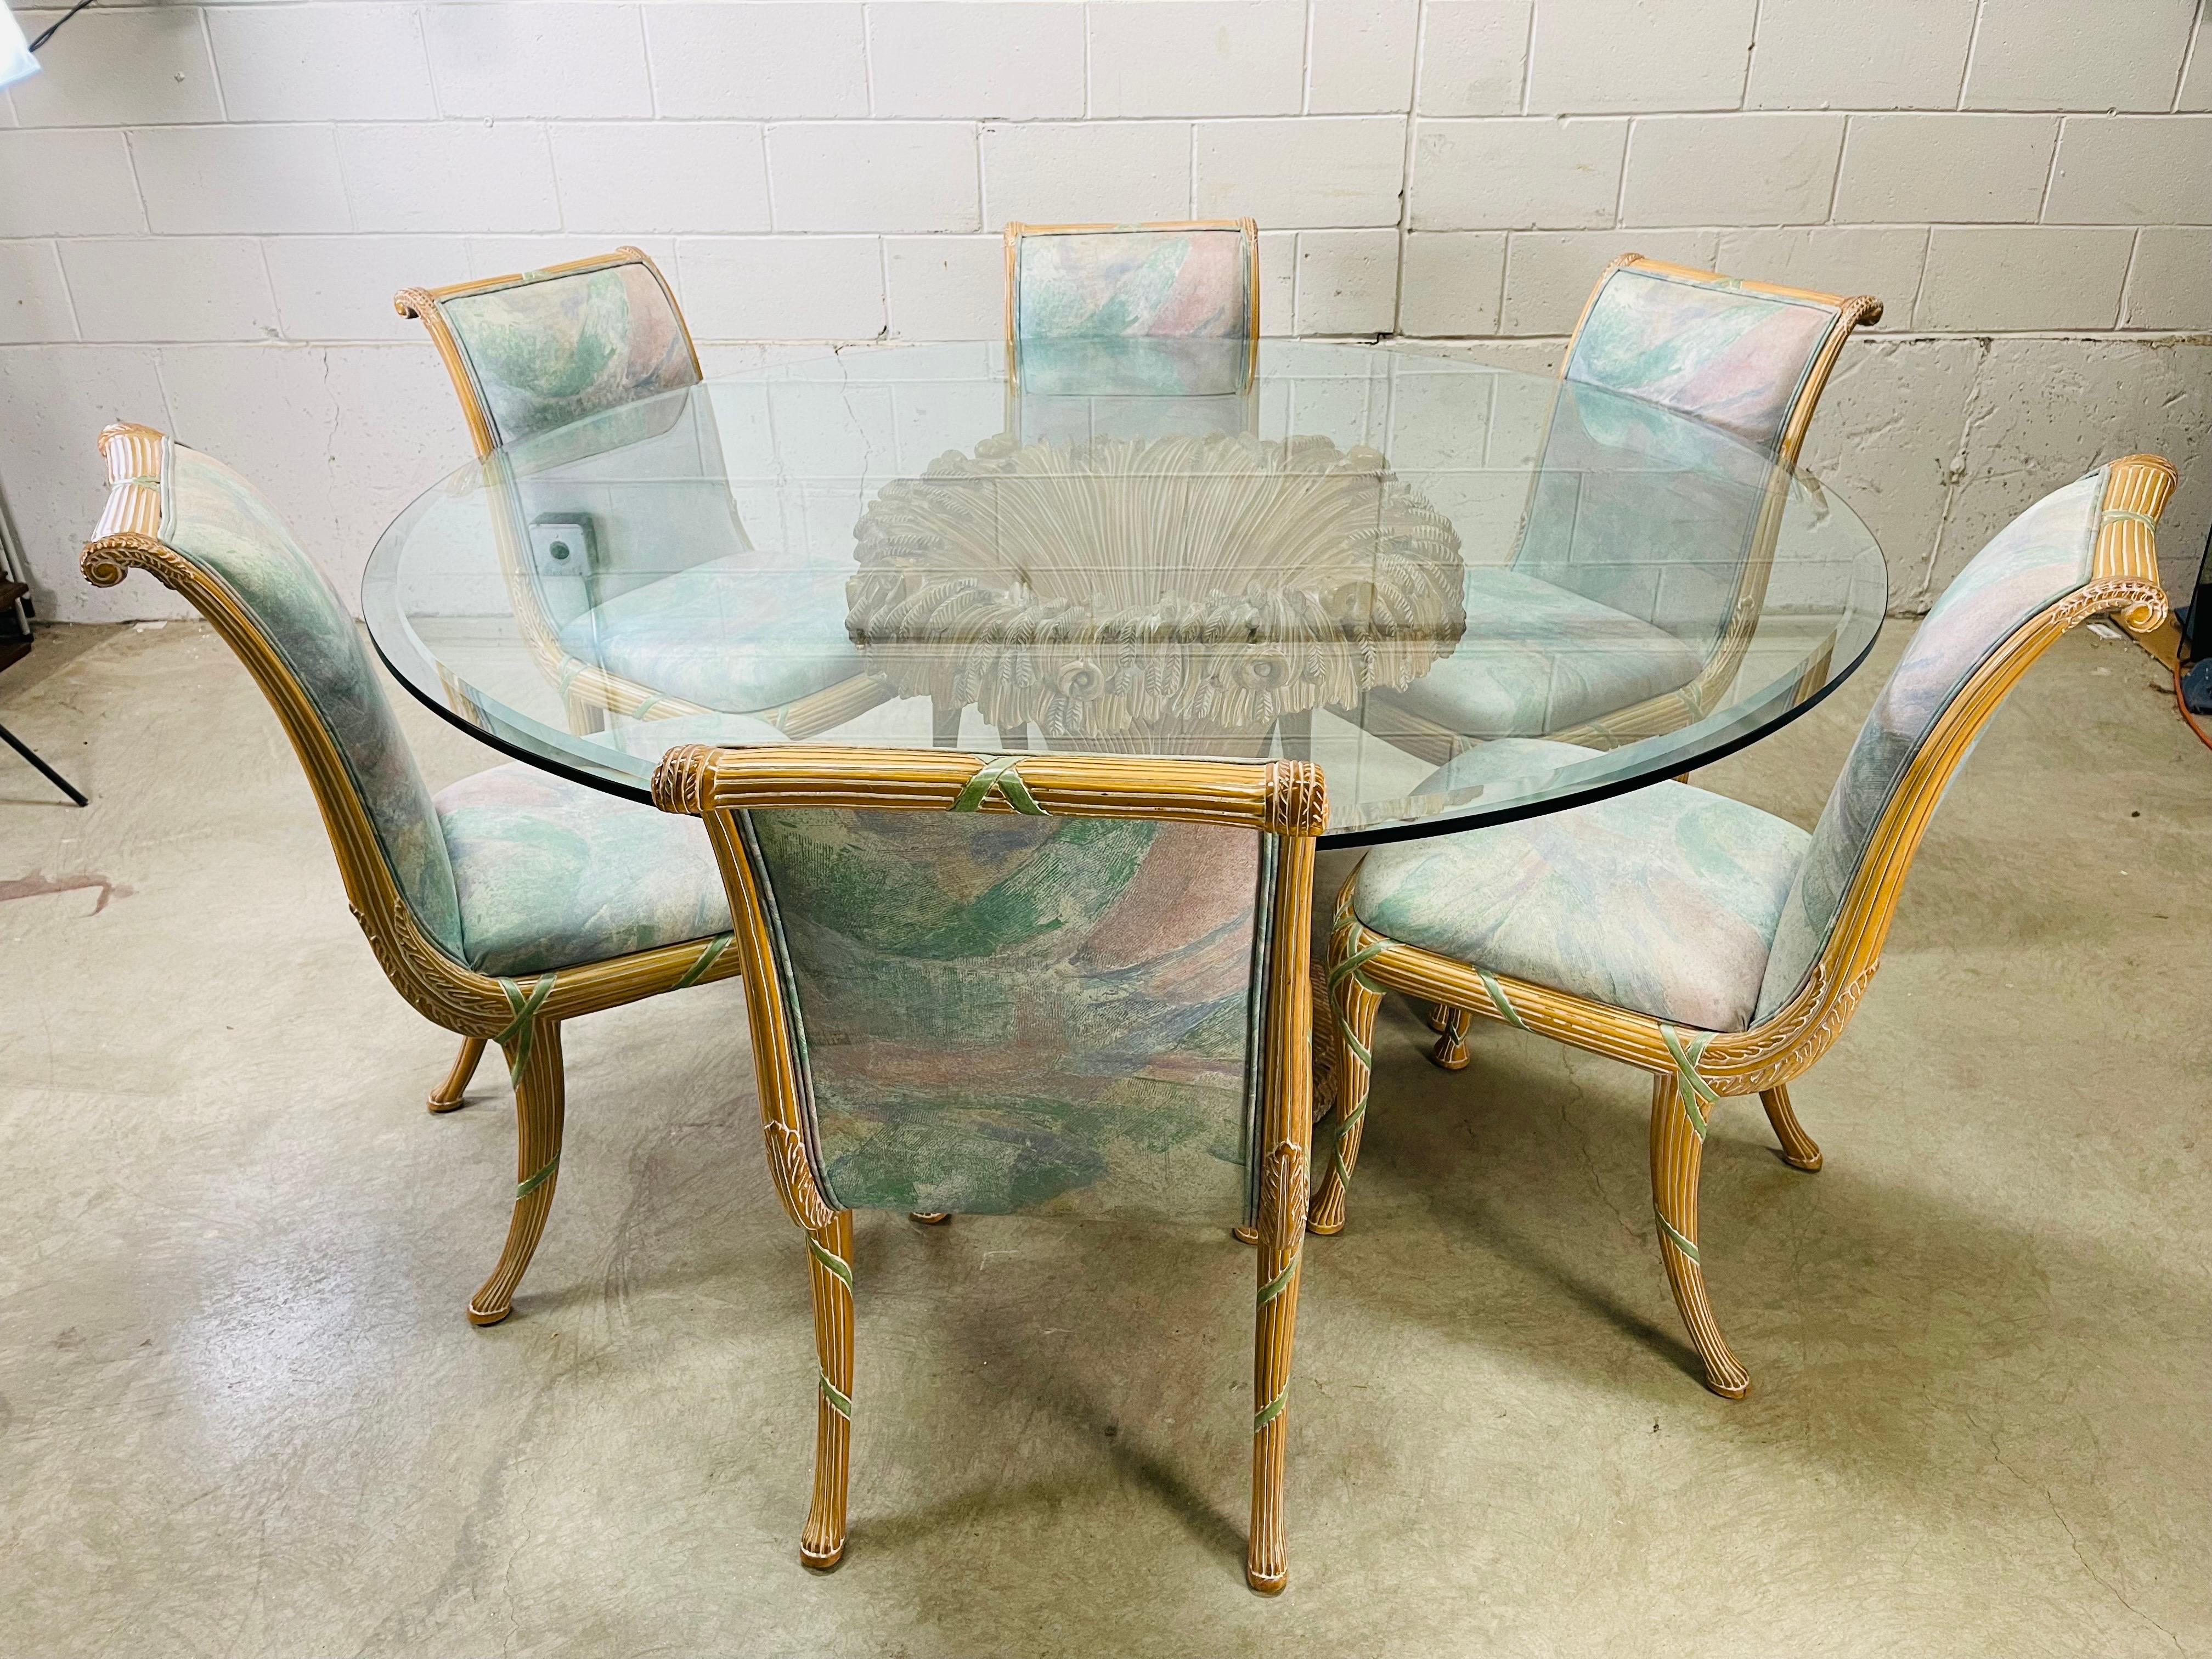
[364,339,1886,847]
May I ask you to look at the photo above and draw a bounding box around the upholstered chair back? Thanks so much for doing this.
[1754,459,2172,1022]
[489,387,753,640]
[1510,383,1781,657]
[83,425,465,958]
[749,806,1268,1220]
[656,749,1322,1229]
[1561,256,1876,464]
[1513,256,1880,658]
[396,248,701,458]
[1005,221,1260,343]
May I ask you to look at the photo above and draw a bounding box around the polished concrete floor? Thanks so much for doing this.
[4,618,2210,1657]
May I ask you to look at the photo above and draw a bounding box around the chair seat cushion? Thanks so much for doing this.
[433,713,776,977]
[1387,568,1703,738]
[1352,740,1810,1032]
[556,556,864,715]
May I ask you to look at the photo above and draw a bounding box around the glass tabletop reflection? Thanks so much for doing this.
[363,339,1886,847]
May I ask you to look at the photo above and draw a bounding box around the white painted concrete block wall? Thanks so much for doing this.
[1,0,2207,623]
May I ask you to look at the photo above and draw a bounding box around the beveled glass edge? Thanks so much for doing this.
[362,341,1893,844]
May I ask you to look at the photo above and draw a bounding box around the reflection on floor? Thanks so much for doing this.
[3,619,2209,1655]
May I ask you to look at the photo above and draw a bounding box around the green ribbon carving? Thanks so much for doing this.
[1477,970,1529,1031]
[951,754,1048,816]
[807,1234,853,1291]
[1253,1390,1289,1435]
[495,972,558,1083]
[1657,1023,1719,1139]
[673,933,731,990]
[515,1150,561,1202]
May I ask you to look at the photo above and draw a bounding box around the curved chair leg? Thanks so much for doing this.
[1760,1084,1823,1171]
[427,1034,487,1114]
[1650,1072,1751,1399]
[1428,1005,1474,1071]
[470,1019,566,1327]
[1305,951,1381,1237]
[1248,1145,1306,1594]
[802,1210,855,1570]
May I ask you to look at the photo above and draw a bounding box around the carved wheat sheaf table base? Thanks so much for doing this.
[846,430,1467,744]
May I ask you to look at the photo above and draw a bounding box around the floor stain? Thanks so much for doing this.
[0,871,132,913]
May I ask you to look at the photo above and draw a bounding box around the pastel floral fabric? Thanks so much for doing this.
[162,445,466,960]
[1513,380,1779,652]
[1390,377,1773,741]
[744,807,1268,1221]
[1012,228,1254,341]
[1388,566,1703,738]
[1564,266,1841,455]
[1753,470,2106,1020]
[557,556,866,713]
[435,773,724,981]
[1355,739,1812,1032]
[441,262,697,450]
[1013,336,1254,399]
[434,710,778,975]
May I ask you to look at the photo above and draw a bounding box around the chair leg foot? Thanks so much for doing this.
[470,1019,565,1327]
[1427,1005,1474,1071]
[427,1034,487,1114]
[1248,1143,1306,1596]
[1650,1073,1752,1400]
[908,1211,951,1225]
[1760,1084,1822,1171]
[803,1212,855,1570]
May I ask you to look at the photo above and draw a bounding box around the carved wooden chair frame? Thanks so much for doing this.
[1316,455,2175,1398]
[652,741,1324,1592]
[83,421,749,1328]
[396,247,893,744]
[1366,253,1883,766]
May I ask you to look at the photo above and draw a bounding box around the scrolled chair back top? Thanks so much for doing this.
[81,423,465,959]
[396,247,701,458]
[1562,255,1881,464]
[1753,454,2176,1026]
[1005,219,1260,344]
[651,743,1323,1232]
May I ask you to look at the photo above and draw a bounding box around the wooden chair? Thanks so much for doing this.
[1367,254,1883,765]
[82,422,778,1326]
[395,246,889,747]
[652,741,1324,1592]
[1314,456,2175,1397]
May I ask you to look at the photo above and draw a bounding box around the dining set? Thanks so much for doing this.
[78,219,2177,1594]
